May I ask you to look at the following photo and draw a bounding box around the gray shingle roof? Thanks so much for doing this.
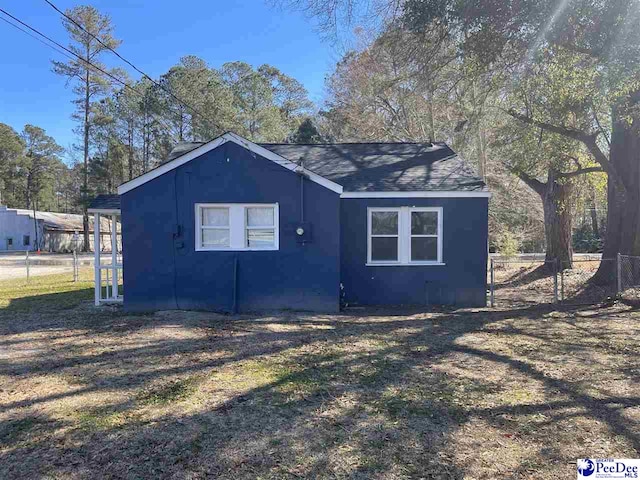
[166,140,486,193]
[167,142,208,161]
[2,207,117,232]
[260,142,486,192]
[88,194,121,211]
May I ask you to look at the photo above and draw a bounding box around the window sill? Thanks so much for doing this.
[366,262,446,267]
[196,248,279,252]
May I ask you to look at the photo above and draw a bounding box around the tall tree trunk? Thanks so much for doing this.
[127,122,134,180]
[82,59,91,252]
[32,200,39,251]
[542,170,574,269]
[25,173,31,209]
[516,168,574,269]
[589,188,599,238]
[594,101,640,282]
[142,117,149,172]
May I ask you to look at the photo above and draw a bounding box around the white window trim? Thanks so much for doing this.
[367,206,444,266]
[195,203,279,252]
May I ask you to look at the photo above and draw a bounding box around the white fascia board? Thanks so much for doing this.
[223,133,343,194]
[117,132,343,195]
[117,136,229,195]
[341,191,491,198]
[87,208,121,214]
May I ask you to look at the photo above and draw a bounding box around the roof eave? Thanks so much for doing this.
[87,208,121,214]
[340,191,491,198]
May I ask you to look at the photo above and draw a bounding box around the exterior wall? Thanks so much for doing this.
[0,206,121,253]
[340,197,489,307]
[43,231,121,253]
[121,141,341,313]
[0,207,42,251]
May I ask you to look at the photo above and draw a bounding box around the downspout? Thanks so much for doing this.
[232,254,238,314]
[172,169,182,310]
[300,167,305,223]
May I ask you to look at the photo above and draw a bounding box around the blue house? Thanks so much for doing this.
[88,132,489,312]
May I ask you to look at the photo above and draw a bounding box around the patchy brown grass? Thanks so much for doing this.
[1,275,640,479]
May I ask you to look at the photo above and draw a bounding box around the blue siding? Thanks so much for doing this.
[340,198,488,307]
[121,141,341,313]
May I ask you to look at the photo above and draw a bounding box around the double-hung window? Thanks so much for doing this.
[200,207,230,248]
[368,207,442,265]
[196,203,278,251]
[369,209,400,262]
[246,206,276,248]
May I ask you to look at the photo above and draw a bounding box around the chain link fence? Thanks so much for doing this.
[559,258,617,304]
[620,254,640,303]
[490,258,558,307]
[0,252,95,283]
[490,254,640,307]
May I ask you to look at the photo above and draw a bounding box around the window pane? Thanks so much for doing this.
[202,229,229,247]
[202,207,229,227]
[411,237,438,261]
[371,237,398,261]
[411,211,438,235]
[247,207,274,227]
[371,211,398,235]
[247,229,275,248]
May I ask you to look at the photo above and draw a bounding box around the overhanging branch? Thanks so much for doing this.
[557,166,604,179]
[506,109,613,175]
[507,166,546,196]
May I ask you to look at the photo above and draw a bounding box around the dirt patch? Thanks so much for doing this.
[492,259,618,307]
[1,276,640,478]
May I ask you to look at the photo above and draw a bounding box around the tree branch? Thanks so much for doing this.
[591,100,611,147]
[507,109,593,141]
[506,109,613,175]
[509,167,546,196]
[556,166,604,179]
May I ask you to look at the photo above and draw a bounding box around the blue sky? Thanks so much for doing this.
[0,0,343,163]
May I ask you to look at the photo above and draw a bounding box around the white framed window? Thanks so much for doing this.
[369,208,401,263]
[367,206,443,265]
[195,203,279,251]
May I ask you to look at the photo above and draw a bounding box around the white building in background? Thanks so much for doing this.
[0,205,120,252]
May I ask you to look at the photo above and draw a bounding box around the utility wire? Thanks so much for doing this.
[0,15,73,61]
[0,7,179,136]
[42,0,223,134]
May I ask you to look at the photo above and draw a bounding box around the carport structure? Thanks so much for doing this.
[88,195,122,305]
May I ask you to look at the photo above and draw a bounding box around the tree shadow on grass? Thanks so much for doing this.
[0,302,639,478]
[1,287,94,315]
[494,263,556,290]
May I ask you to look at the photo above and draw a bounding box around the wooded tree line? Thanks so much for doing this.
[294,0,637,274]
[0,5,315,249]
[2,1,635,273]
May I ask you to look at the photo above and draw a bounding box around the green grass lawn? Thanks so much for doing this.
[1,273,640,479]
[0,269,94,311]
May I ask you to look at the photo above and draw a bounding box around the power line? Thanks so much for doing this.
[0,7,179,136]
[0,15,75,63]
[42,0,223,134]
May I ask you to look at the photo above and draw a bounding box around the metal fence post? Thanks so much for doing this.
[617,252,622,295]
[73,250,78,282]
[490,258,495,308]
[553,258,559,303]
[560,264,565,301]
[25,250,30,284]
